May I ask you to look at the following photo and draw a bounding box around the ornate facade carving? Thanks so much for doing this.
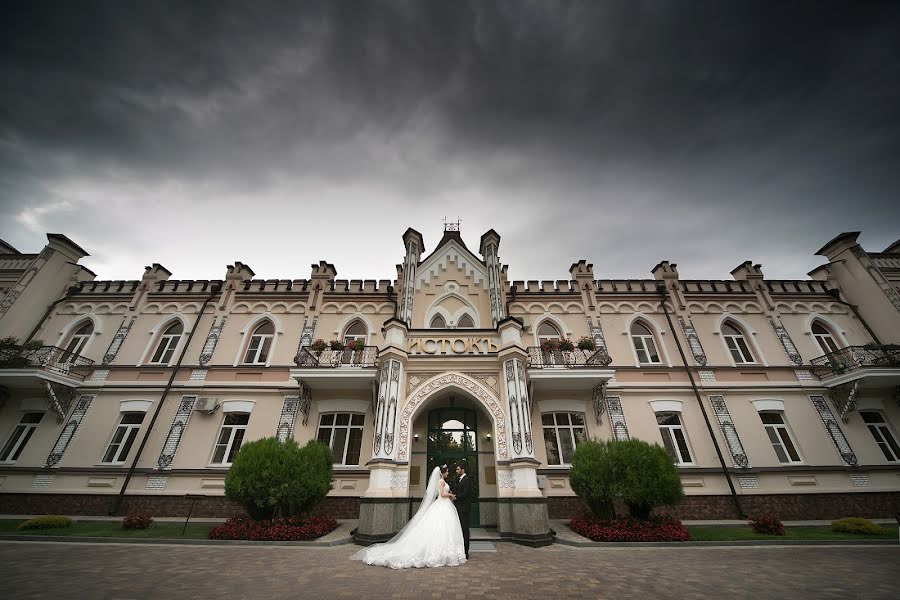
[708,395,750,468]
[678,317,707,366]
[769,317,803,365]
[809,394,857,466]
[605,395,629,441]
[45,394,94,468]
[373,359,402,458]
[198,316,226,366]
[276,396,301,442]
[503,358,533,456]
[157,396,197,469]
[102,317,134,365]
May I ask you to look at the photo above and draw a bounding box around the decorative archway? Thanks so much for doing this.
[397,372,508,462]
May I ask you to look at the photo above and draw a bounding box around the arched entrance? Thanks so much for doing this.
[426,406,480,527]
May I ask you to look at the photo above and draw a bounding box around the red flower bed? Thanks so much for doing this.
[209,515,338,541]
[121,513,153,530]
[749,515,785,536]
[569,513,689,542]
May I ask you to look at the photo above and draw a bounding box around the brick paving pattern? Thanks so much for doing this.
[2,540,899,599]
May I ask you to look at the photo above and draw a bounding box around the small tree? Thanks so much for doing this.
[609,439,684,519]
[225,438,333,520]
[568,439,616,519]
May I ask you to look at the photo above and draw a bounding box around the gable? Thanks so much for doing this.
[415,239,488,290]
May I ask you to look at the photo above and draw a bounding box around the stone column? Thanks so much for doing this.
[496,317,552,546]
[356,318,411,544]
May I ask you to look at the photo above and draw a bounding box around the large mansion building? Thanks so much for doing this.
[0,227,898,545]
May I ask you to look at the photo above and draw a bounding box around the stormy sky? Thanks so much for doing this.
[1,1,898,283]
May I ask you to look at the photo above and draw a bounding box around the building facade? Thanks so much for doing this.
[0,227,898,545]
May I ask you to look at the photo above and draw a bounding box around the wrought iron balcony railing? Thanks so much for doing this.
[810,345,900,380]
[0,344,95,380]
[293,346,378,368]
[526,346,613,369]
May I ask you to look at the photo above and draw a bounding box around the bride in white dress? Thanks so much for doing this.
[350,465,466,569]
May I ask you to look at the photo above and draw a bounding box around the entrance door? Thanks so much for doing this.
[426,407,479,528]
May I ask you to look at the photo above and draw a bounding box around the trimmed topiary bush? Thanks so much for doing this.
[569,439,616,519]
[224,437,333,520]
[831,517,886,535]
[121,513,153,530]
[749,515,785,535]
[18,516,73,530]
[608,438,684,519]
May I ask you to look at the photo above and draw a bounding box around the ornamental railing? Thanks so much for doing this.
[0,344,95,380]
[294,346,378,368]
[526,347,613,369]
[810,345,900,380]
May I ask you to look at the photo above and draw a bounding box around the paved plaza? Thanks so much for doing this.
[2,540,899,599]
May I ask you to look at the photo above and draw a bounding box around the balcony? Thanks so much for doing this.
[526,346,615,392]
[290,346,379,391]
[810,345,900,388]
[0,343,94,389]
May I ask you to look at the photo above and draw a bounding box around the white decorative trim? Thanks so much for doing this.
[390,471,409,490]
[146,476,168,490]
[713,313,768,367]
[803,313,849,346]
[314,399,370,415]
[737,475,759,489]
[623,313,673,367]
[89,369,110,382]
[497,471,516,489]
[222,400,256,414]
[649,400,683,413]
[537,400,587,414]
[138,314,190,367]
[32,474,54,489]
[424,290,481,329]
[794,369,815,382]
[532,314,571,346]
[399,372,508,461]
[233,313,283,367]
[119,400,152,413]
[415,239,489,290]
[699,370,716,382]
[55,315,102,355]
[849,473,870,487]
[751,399,785,412]
[189,369,208,381]
[333,314,371,344]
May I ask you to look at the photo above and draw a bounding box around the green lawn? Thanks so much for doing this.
[0,519,213,539]
[686,524,899,541]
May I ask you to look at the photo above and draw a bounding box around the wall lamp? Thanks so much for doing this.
[413,433,419,442]
[485,432,492,442]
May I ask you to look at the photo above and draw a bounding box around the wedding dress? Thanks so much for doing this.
[350,467,467,569]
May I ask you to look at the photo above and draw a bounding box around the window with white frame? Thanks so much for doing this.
[656,412,693,464]
[342,320,367,343]
[537,321,561,342]
[860,411,900,462]
[457,314,475,328]
[101,412,145,464]
[0,412,44,462]
[630,321,662,364]
[812,321,841,354]
[316,413,365,465]
[541,412,586,466]
[211,413,249,465]
[722,321,755,364]
[243,321,274,364]
[759,412,801,463]
[64,321,93,357]
[150,321,183,364]
[430,314,446,328]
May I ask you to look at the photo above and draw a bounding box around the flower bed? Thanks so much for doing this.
[749,515,785,536]
[569,514,689,542]
[208,515,338,541]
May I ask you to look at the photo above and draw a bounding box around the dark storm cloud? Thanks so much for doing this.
[1,1,898,280]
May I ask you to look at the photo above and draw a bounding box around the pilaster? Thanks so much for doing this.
[480,229,504,327]
[397,228,424,326]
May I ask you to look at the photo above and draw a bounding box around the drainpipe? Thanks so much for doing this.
[656,282,745,518]
[824,289,882,345]
[109,284,221,515]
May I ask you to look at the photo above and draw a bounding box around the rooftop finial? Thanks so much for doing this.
[443,216,461,232]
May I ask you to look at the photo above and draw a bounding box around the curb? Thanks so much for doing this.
[0,534,355,547]
[552,537,899,548]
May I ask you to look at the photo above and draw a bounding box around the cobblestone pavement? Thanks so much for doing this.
[3,540,899,599]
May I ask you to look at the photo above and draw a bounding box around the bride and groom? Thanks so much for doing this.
[351,463,476,569]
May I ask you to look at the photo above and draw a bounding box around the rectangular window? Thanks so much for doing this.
[861,411,900,462]
[211,413,250,465]
[0,412,44,463]
[541,412,586,466]
[759,412,801,463]
[317,413,364,465]
[656,412,693,464]
[101,412,145,464]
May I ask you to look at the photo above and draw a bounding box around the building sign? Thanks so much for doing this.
[408,336,499,355]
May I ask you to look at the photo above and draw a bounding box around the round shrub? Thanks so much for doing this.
[225,437,333,520]
[121,513,153,530]
[607,438,684,519]
[749,515,785,535]
[18,515,73,530]
[831,517,886,535]
[569,439,616,519]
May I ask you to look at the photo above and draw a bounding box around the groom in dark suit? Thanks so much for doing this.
[451,463,475,559]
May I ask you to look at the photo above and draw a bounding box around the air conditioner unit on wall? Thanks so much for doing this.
[195,397,219,414]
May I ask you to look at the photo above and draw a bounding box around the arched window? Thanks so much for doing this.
[537,321,561,342]
[457,314,475,328]
[64,321,93,357]
[243,321,274,364]
[722,321,754,364]
[430,314,446,328]
[630,321,661,364]
[812,321,841,354]
[149,322,183,364]
[343,320,367,343]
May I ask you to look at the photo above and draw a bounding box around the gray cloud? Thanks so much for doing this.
[1,1,898,282]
